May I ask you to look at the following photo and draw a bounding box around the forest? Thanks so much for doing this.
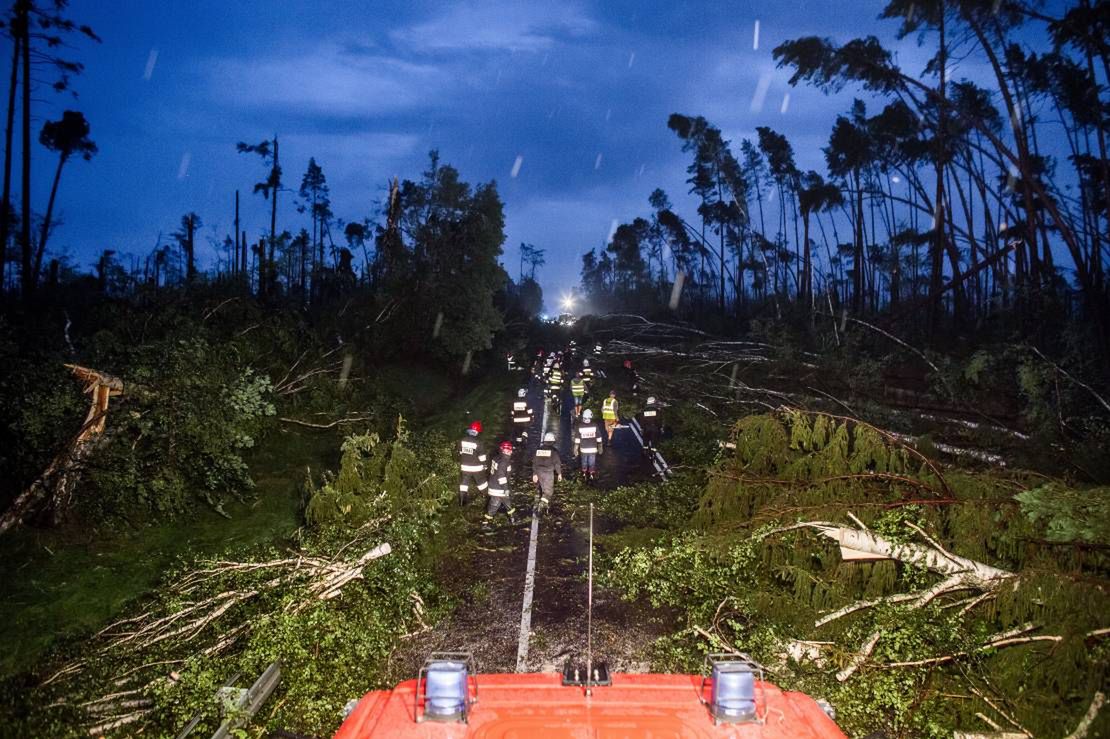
[0,0,1107,737]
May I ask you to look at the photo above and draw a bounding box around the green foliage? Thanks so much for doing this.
[85,337,276,520]
[1015,483,1110,545]
[305,417,425,528]
[601,407,1109,739]
[3,419,458,738]
[596,476,699,530]
[386,151,509,360]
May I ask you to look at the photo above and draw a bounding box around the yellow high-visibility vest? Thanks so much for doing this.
[571,379,586,396]
[602,397,617,420]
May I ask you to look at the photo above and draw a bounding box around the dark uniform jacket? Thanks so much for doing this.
[639,405,662,433]
[532,443,562,477]
[512,399,533,424]
[573,421,603,455]
[489,452,513,495]
[458,436,487,473]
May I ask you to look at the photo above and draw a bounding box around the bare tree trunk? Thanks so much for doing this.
[234,190,240,279]
[0,30,20,293]
[33,152,66,285]
[267,136,278,297]
[853,168,864,314]
[19,0,31,300]
[929,8,947,335]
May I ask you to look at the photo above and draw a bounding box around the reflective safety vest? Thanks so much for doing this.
[549,371,563,386]
[459,438,487,473]
[571,379,586,397]
[512,400,532,424]
[575,423,601,454]
[602,397,618,420]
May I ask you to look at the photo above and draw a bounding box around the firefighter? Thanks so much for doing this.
[546,362,564,411]
[573,408,604,483]
[485,440,517,526]
[622,359,639,397]
[511,388,533,443]
[458,421,488,505]
[581,357,594,386]
[570,372,587,417]
[602,390,619,442]
[638,396,662,453]
[531,430,562,513]
[506,352,517,371]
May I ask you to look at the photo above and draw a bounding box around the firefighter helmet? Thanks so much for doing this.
[500,441,513,453]
[468,420,483,435]
[646,396,656,405]
[582,409,593,422]
[543,431,556,443]
[517,388,527,398]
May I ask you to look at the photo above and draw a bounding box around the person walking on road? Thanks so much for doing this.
[457,421,488,506]
[622,359,639,397]
[531,431,562,513]
[511,388,534,444]
[570,372,586,417]
[573,408,603,484]
[602,390,619,442]
[638,396,662,453]
[485,441,517,526]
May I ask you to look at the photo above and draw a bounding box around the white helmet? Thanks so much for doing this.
[582,358,590,367]
[543,431,556,443]
[646,396,656,405]
[517,388,527,398]
[582,409,593,422]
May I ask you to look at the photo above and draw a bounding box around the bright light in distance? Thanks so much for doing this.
[561,294,575,311]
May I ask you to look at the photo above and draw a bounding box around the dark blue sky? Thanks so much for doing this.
[22,1,1048,303]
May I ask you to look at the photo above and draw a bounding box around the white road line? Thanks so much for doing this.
[628,418,670,476]
[516,392,548,672]
[515,507,541,671]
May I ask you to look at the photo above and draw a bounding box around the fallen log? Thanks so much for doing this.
[773,517,1017,682]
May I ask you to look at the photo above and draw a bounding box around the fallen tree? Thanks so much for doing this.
[0,365,123,535]
[604,407,1109,738]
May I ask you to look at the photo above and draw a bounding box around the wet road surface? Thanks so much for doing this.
[393,353,664,679]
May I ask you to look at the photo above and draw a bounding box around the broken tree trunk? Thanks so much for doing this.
[777,517,1016,681]
[0,365,123,535]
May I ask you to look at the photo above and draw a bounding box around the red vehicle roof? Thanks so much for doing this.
[334,672,847,738]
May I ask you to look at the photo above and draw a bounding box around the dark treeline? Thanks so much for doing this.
[0,3,541,365]
[581,0,1108,362]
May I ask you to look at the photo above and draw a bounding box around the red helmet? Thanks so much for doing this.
[623,359,632,369]
[469,420,483,434]
[499,441,513,453]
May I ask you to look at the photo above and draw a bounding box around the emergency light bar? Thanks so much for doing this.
[415,652,478,723]
[700,653,765,725]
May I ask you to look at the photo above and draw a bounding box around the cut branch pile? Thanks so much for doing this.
[44,534,392,735]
